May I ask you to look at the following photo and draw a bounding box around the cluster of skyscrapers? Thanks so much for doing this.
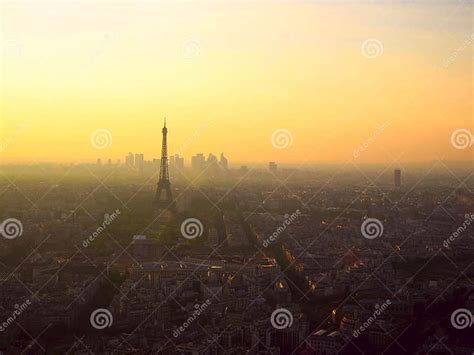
[117,152,228,172]
[191,152,228,171]
[125,152,146,169]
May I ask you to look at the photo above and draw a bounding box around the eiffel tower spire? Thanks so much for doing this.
[154,118,174,209]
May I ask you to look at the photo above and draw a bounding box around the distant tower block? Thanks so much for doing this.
[154,118,175,210]
[394,168,401,187]
[269,161,277,173]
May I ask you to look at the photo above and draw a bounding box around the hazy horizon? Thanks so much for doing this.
[2,0,473,164]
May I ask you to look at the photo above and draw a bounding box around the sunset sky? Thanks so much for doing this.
[1,0,472,164]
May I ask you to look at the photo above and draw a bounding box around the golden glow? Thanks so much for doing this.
[1,1,472,164]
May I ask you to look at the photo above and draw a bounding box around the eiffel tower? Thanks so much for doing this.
[154,118,174,209]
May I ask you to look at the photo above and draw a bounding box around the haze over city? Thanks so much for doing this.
[0,1,473,354]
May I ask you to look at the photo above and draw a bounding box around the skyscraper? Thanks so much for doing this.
[220,153,228,170]
[269,161,277,173]
[175,154,184,170]
[125,152,134,167]
[134,153,145,170]
[191,153,206,170]
[207,153,218,164]
[154,118,174,209]
[207,153,219,174]
[394,168,401,187]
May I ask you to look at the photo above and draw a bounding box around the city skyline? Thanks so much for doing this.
[1,1,473,354]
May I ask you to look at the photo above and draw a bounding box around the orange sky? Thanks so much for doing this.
[1,1,473,164]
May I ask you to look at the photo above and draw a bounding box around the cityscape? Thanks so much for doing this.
[0,119,472,354]
[1,0,473,354]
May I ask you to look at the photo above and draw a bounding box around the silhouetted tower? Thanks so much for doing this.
[394,168,401,188]
[154,118,174,209]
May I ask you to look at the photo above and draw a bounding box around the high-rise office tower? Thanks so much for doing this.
[125,152,134,167]
[220,153,228,170]
[269,161,278,173]
[134,153,145,170]
[207,153,218,164]
[207,153,219,174]
[169,155,176,169]
[154,118,174,209]
[174,154,184,170]
[191,153,206,170]
[394,168,401,187]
